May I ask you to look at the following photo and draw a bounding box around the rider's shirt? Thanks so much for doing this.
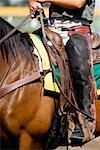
[49,0,95,23]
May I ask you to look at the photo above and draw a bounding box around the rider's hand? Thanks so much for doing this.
[28,0,43,11]
[37,0,47,2]
[28,0,43,18]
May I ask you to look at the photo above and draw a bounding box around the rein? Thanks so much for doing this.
[0,10,94,120]
[0,72,41,98]
[39,11,94,120]
[0,10,37,44]
[0,9,42,98]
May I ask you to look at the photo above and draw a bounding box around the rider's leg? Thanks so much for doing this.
[65,26,96,139]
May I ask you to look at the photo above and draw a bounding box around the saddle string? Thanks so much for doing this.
[39,10,94,120]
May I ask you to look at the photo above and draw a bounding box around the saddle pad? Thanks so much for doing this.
[93,63,100,96]
[29,33,60,93]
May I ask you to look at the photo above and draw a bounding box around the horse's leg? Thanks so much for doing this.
[19,130,33,150]
[19,131,45,150]
[32,137,45,150]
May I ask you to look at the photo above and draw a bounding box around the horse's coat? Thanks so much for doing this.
[0,17,100,150]
[0,17,56,150]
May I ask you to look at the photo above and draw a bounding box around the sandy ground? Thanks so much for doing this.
[56,136,100,150]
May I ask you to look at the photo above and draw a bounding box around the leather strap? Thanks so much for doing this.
[0,10,37,44]
[0,72,41,98]
[39,12,94,120]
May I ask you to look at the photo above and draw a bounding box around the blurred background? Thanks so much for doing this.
[0,0,100,33]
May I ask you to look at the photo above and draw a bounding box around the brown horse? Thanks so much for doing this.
[0,17,100,150]
[0,17,56,150]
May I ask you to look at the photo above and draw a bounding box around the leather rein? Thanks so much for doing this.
[0,10,42,99]
[0,73,41,98]
[0,10,94,120]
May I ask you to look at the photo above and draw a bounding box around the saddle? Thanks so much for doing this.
[91,32,100,64]
[44,27,75,112]
[91,32,100,49]
[43,27,95,149]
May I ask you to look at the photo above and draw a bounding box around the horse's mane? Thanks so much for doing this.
[0,17,35,63]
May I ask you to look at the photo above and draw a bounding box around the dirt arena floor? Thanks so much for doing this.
[56,136,100,150]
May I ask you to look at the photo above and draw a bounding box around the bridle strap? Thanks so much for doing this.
[0,9,94,120]
[0,72,41,98]
[0,10,36,44]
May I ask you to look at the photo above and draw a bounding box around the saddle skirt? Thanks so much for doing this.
[29,33,60,93]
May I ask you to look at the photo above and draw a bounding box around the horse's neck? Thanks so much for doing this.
[0,53,9,84]
[1,56,36,87]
